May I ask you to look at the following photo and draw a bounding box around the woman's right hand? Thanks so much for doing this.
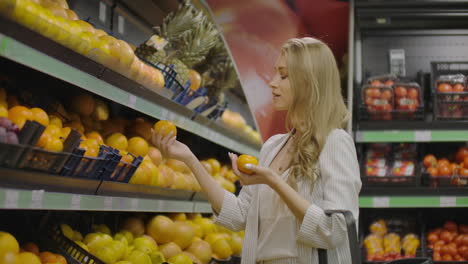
[151,129,193,162]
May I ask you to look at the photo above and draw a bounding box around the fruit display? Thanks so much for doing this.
[0,0,165,92]
[422,146,468,187]
[434,73,468,119]
[65,213,242,264]
[363,143,417,184]
[360,74,423,121]
[364,219,420,262]
[220,110,261,145]
[426,221,468,261]
[0,231,67,264]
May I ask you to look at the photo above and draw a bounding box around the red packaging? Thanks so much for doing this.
[435,74,468,119]
[362,85,394,120]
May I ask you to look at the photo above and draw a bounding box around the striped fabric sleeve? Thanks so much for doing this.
[212,186,253,232]
[298,129,362,249]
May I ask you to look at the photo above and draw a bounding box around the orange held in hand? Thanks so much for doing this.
[237,155,258,174]
[153,120,177,137]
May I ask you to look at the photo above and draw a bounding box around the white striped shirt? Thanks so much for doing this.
[214,129,362,264]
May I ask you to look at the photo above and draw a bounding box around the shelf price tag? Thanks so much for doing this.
[99,2,106,23]
[127,94,137,108]
[31,190,44,209]
[415,131,431,142]
[5,190,19,208]
[71,194,81,209]
[373,197,390,208]
[440,196,456,207]
[104,197,113,210]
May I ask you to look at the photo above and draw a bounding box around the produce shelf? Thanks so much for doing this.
[0,168,213,212]
[0,187,214,212]
[359,196,468,208]
[355,130,468,143]
[0,16,260,157]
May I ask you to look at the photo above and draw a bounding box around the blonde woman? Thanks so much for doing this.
[153,37,362,264]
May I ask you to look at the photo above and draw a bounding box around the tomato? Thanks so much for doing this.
[463,235,468,246]
[444,221,458,232]
[371,80,384,86]
[459,245,468,255]
[370,88,382,98]
[456,147,468,163]
[408,88,419,100]
[454,83,465,92]
[395,86,407,97]
[438,158,450,167]
[441,244,451,255]
[450,163,460,175]
[428,233,439,244]
[423,154,437,168]
[439,165,451,177]
[382,103,393,112]
[464,250,468,261]
[454,254,464,261]
[434,228,443,235]
[365,96,374,105]
[433,252,441,261]
[455,235,464,246]
[459,168,468,177]
[448,242,458,255]
[464,156,468,169]
[438,83,453,93]
[384,80,394,86]
[442,254,453,261]
[441,231,454,243]
[427,167,439,177]
[434,243,442,253]
[459,225,468,234]
[381,90,393,100]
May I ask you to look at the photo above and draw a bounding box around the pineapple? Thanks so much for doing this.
[136,0,219,87]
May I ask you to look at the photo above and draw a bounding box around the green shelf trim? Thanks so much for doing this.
[0,33,260,157]
[0,188,205,212]
[359,196,468,208]
[356,130,468,143]
[431,130,468,142]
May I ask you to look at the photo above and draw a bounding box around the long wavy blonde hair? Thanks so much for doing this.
[282,37,349,188]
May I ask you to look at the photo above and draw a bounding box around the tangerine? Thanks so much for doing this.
[31,108,49,126]
[45,138,64,152]
[106,132,128,151]
[237,154,259,174]
[85,131,104,145]
[153,120,177,137]
[8,106,32,128]
[48,115,63,128]
[128,137,149,157]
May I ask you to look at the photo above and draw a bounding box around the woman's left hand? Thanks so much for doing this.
[228,152,280,186]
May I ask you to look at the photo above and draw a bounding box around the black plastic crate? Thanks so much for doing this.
[0,142,27,168]
[431,62,468,120]
[47,225,105,264]
[61,148,109,180]
[421,169,468,188]
[137,55,187,95]
[17,146,72,174]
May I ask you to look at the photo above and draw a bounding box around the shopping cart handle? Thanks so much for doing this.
[318,210,361,264]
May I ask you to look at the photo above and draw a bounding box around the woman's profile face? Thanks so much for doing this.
[269,53,292,111]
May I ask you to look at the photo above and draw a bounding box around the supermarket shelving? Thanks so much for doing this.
[355,129,468,143]
[0,168,213,212]
[0,16,260,157]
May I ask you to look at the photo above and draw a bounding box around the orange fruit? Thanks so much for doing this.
[0,251,21,264]
[37,131,51,148]
[49,115,63,128]
[127,137,149,157]
[0,105,7,118]
[0,232,19,255]
[80,139,100,157]
[188,70,201,91]
[45,138,64,152]
[18,252,41,264]
[8,106,32,128]
[153,120,177,138]
[31,108,49,126]
[119,150,134,164]
[39,251,57,263]
[106,132,128,151]
[207,159,221,175]
[237,155,258,174]
[45,124,62,138]
[55,254,67,264]
[22,242,39,256]
[129,165,151,185]
[85,131,104,145]
[60,127,71,141]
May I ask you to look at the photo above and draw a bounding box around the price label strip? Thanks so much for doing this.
[71,194,81,210]
[31,190,44,209]
[440,196,456,207]
[5,190,19,209]
[373,197,390,208]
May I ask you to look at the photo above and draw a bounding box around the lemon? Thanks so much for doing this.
[0,232,19,255]
[91,246,117,264]
[114,230,134,244]
[125,250,151,264]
